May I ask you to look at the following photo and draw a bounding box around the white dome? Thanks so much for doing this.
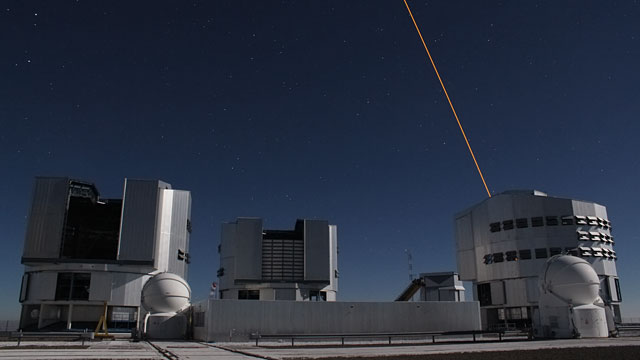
[540,255,600,305]
[141,273,191,313]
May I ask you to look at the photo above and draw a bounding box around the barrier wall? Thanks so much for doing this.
[193,299,481,342]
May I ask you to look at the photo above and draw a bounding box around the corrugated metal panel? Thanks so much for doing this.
[89,272,112,301]
[235,218,263,280]
[23,177,69,259]
[118,179,163,263]
[168,190,191,278]
[304,220,330,282]
[27,272,57,301]
[111,272,147,306]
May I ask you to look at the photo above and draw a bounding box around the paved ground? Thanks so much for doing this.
[0,337,638,359]
[213,336,640,359]
[0,340,163,359]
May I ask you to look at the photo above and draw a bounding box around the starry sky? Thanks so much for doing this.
[1,1,640,321]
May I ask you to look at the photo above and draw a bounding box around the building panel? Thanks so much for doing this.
[167,190,191,278]
[88,272,112,301]
[304,220,330,282]
[23,177,69,260]
[27,272,57,301]
[234,218,262,281]
[118,179,167,263]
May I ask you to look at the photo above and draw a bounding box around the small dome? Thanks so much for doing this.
[141,273,191,313]
[540,255,600,305]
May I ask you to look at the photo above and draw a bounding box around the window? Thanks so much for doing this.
[238,290,260,300]
[186,219,192,233]
[310,290,327,301]
[615,278,622,301]
[575,216,587,225]
[55,272,90,300]
[546,216,559,226]
[531,217,544,227]
[477,283,492,306]
[516,218,528,228]
[561,216,574,225]
[587,216,599,226]
[493,252,504,263]
[194,311,205,327]
[506,251,518,261]
[483,254,494,265]
[590,231,601,241]
[549,247,562,256]
[502,220,514,230]
[489,222,501,233]
[565,247,578,256]
[535,248,548,259]
[519,249,532,260]
[591,247,603,257]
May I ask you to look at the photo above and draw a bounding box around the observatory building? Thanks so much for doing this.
[18,177,191,331]
[455,190,621,330]
[217,218,338,301]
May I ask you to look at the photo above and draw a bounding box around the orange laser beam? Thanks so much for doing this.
[403,0,491,198]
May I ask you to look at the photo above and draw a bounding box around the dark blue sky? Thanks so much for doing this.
[1,1,639,320]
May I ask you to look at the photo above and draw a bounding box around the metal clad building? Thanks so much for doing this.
[19,177,191,331]
[455,190,621,330]
[218,218,338,301]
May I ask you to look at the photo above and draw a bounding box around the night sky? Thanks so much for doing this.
[1,1,640,321]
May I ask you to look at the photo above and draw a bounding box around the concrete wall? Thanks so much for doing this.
[193,300,481,342]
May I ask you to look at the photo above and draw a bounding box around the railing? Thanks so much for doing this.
[251,329,528,347]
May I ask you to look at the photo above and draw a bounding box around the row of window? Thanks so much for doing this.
[482,246,617,264]
[577,230,614,243]
[489,215,611,233]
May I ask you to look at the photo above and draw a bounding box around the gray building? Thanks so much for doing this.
[19,177,191,331]
[218,218,338,301]
[455,190,621,329]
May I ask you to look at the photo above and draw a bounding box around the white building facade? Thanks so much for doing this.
[455,190,621,329]
[19,177,191,331]
[217,218,338,301]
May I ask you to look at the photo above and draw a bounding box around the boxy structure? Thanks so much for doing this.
[217,218,338,301]
[455,190,621,331]
[19,177,191,331]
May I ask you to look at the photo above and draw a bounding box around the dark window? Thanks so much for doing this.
[546,216,559,226]
[516,218,528,228]
[535,248,548,259]
[565,247,578,256]
[55,272,90,300]
[531,217,544,227]
[549,247,562,256]
[506,251,518,261]
[502,220,514,230]
[489,222,501,233]
[194,312,205,327]
[238,290,260,300]
[186,219,192,233]
[519,249,532,260]
[477,283,492,306]
[615,278,622,301]
[493,252,504,263]
[310,290,327,301]
[61,183,121,261]
[483,254,494,265]
[561,216,574,225]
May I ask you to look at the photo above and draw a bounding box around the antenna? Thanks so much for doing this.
[405,249,414,281]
